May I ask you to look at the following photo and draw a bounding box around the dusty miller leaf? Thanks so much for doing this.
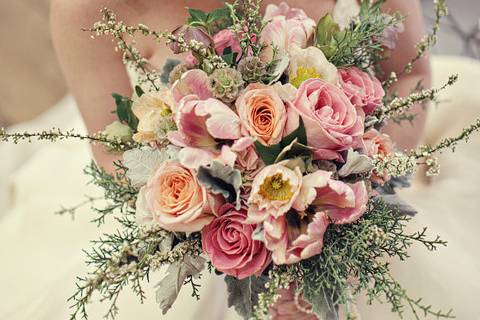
[197,161,242,209]
[224,275,268,320]
[155,255,206,315]
[338,149,373,177]
[303,286,339,320]
[379,194,417,216]
[123,146,179,187]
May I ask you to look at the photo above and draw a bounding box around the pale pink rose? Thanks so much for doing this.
[202,204,271,279]
[264,211,330,265]
[363,128,394,184]
[236,83,287,146]
[247,161,302,223]
[269,285,318,320]
[171,69,213,104]
[339,67,385,115]
[135,160,215,232]
[213,29,243,61]
[260,3,315,62]
[288,78,364,161]
[168,95,242,150]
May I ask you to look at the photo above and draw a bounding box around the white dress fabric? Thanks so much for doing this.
[0,51,479,320]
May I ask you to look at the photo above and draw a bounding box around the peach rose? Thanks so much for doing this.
[236,83,287,146]
[202,204,271,279]
[135,160,215,232]
[363,128,394,184]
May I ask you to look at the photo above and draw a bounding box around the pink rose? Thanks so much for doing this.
[230,137,262,172]
[136,160,215,232]
[213,29,243,61]
[363,128,394,184]
[260,3,316,62]
[269,285,318,320]
[247,161,303,224]
[288,78,364,161]
[236,83,287,146]
[339,67,385,115]
[202,204,271,279]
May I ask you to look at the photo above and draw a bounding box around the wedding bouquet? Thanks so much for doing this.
[2,1,480,319]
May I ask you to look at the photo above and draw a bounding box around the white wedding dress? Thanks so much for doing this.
[1,16,480,318]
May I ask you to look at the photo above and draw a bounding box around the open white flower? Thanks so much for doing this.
[288,46,338,88]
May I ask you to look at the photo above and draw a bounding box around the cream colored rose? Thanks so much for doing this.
[132,89,175,143]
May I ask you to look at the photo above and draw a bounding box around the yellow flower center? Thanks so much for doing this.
[258,173,293,201]
[290,67,322,88]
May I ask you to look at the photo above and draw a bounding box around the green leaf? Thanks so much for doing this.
[112,93,138,131]
[254,140,283,166]
[316,14,340,45]
[135,85,145,97]
[207,7,233,32]
[187,8,208,23]
[254,118,308,165]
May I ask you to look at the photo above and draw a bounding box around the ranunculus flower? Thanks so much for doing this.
[135,160,216,232]
[202,204,271,279]
[288,46,338,88]
[213,29,243,61]
[132,89,175,143]
[236,83,287,146]
[269,285,318,320]
[260,3,316,62]
[339,67,385,115]
[171,69,213,104]
[247,161,302,223]
[294,170,369,225]
[288,78,364,161]
[363,128,394,184]
[169,25,212,54]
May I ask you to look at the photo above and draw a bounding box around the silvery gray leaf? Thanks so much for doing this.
[365,115,379,128]
[160,58,181,84]
[252,225,266,243]
[155,255,206,315]
[224,275,268,320]
[303,286,339,320]
[267,56,290,84]
[338,149,374,177]
[197,161,242,209]
[380,194,417,216]
[375,176,411,195]
[123,146,179,187]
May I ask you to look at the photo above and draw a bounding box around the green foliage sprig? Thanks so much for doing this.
[0,127,138,151]
[298,199,453,320]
